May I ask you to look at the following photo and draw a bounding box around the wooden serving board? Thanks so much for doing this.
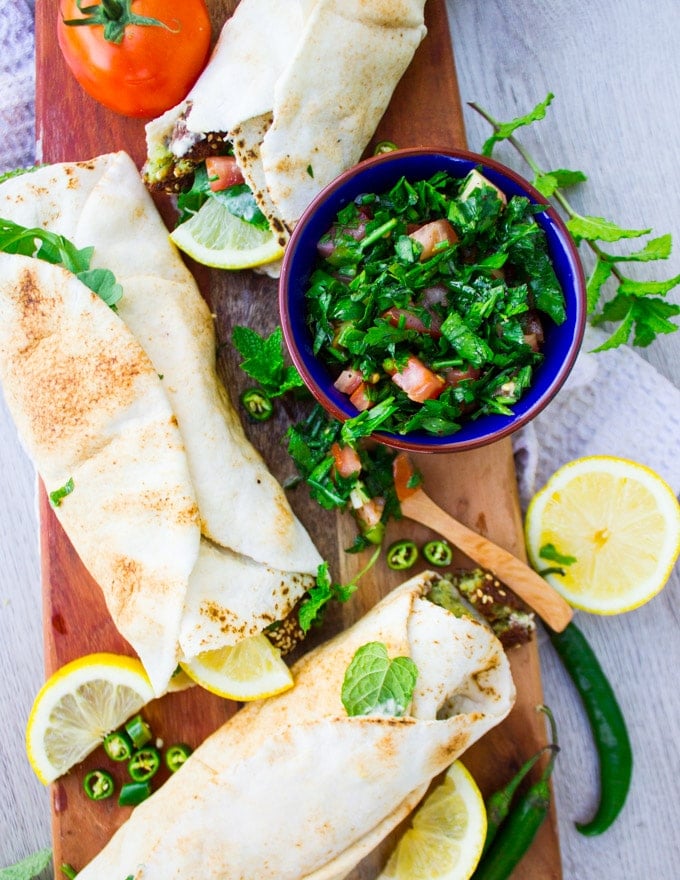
[36,1,562,877]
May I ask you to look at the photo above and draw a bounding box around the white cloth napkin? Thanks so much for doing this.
[513,324,680,509]
[0,0,35,174]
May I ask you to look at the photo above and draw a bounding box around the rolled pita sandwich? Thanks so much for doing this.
[76,571,515,880]
[0,153,322,692]
[143,0,428,245]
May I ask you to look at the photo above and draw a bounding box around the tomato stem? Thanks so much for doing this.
[64,0,176,45]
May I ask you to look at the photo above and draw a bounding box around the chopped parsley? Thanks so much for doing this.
[304,169,565,437]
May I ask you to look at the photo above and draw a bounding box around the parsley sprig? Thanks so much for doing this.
[469,93,680,350]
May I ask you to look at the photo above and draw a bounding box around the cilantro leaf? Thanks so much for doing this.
[0,848,52,880]
[341,642,418,717]
[231,325,304,398]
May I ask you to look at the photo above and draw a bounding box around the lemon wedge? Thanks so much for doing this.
[170,197,284,269]
[378,761,487,880]
[179,634,293,701]
[26,653,155,785]
[525,455,680,614]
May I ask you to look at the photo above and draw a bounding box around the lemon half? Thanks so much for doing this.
[170,197,284,270]
[26,653,155,784]
[378,761,487,880]
[179,634,293,701]
[525,455,680,614]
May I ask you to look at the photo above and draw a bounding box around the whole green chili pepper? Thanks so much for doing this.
[473,707,558,880]
[481,743,555,857]
[547,620,633,836]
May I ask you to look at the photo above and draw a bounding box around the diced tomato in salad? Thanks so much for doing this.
[205,156,245,192]
[349,382,374,411]
[330,442,362,479]
[408,219,459,261]
[333,369,364,395]
[388,355,445,403]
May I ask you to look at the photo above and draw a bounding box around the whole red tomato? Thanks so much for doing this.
[57,0,212,118]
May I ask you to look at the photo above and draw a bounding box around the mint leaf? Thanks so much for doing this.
[618,273,680,298]
[566,214,651,244]
[341,641,418,717]
[533,168,587,198]
[539,542,577,566]
[0,848,52,880]
[232,325,304,398]
[481,92,555,156]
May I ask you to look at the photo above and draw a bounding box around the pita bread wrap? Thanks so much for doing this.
[0,253,200,692]
[76,571,515,880]
[144,0,427,235]
[0,153,322,690]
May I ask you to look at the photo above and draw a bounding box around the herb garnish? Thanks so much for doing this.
[49,478,75,508]
[0,219,122,309]
[470,93,680,350]
[341,641,418,717]
[176,163,269,229]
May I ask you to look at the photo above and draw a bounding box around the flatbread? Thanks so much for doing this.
[76,571,516,879]
[0,254,200,693]
[0,153,321,575]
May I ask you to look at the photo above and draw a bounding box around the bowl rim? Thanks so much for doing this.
[279,146,587,453]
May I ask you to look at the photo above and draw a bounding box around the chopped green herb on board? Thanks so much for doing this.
[49,478,75,508]
[470,93,680,349]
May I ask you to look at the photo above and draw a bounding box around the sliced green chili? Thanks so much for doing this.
[165,743,193,772]
[60,864,78,879]
[124,714,152,749]
[83,769,115,801]
[473,707,559,880]
[103,729,133,762]
[547,620,632,835]
[240,387,274,421]
[373,140,397,154]
[422,539,453,567]
[128,746,161,783]
[386,539,419,570]
[118,780,152,807]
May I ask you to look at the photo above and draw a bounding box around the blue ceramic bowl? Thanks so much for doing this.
[279,148,586,453]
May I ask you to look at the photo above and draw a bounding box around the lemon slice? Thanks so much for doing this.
[525,455,680,614]
[26,653,155,785]
[179,634,294,701]
[378,761,487,880]
[170,197,284,269]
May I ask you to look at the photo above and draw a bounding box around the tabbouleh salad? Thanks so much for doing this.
[304,168,566,437]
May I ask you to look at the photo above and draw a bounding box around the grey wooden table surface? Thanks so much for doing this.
[1,0,679,877]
